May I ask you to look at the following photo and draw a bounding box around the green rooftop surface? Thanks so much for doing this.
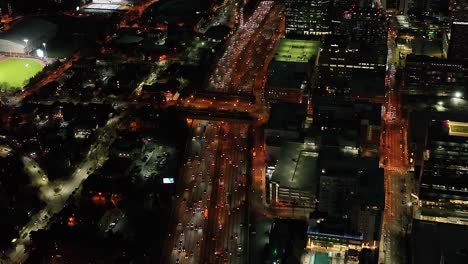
[449,124,468,134]
[274,39,320,63]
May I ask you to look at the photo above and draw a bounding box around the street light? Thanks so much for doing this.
[455,91,462,98]
[438,101,444,106]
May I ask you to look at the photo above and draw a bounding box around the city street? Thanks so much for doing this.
[379,26,413,264]
[6,115,120,264]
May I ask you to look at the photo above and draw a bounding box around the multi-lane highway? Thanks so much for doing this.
[163,119,250,264]
[207,1,282,95]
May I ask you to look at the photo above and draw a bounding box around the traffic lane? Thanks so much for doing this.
[216,126,248,263]
[166,122,216,263]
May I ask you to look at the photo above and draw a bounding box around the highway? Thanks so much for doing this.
[180,4,282,124]
[207,1,282,95]
[163,119,249,264]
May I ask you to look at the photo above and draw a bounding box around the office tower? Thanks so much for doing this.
[448,13,468,60]
[284,0,333,36]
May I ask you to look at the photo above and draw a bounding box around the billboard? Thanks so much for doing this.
[163,178,174,184]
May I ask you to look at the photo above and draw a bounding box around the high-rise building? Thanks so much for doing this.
[316,35,387,99]
[333,7,387,44]
[416,120,468,226]
[404,54,468,96]
[449,21,468,60]
[284,0,333,36]
[449,0,468,13]
[449,13,468,61]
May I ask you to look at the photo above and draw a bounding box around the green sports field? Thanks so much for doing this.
[0,58,44,89]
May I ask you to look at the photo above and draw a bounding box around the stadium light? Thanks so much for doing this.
[23,39,29,54]
[42,43,47,59]
[36,49,44,58]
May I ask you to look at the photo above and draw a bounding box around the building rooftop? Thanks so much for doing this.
[271,142,320,192]
[313,98,382,126]
[349,69,386,99]
[271,143,380,192]
[412,220,468,264]
[307,215,363,241]
[273,39,320,63]
[447,121,468,137]
[318,147,378,170]
[267,61,308,89]
[267,102,306,131]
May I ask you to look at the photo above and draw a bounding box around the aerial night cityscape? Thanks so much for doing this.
[1,0,468,263]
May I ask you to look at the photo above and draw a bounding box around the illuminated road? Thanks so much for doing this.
[120,0,159,28]
[163,119,249,264]
[207,1,282,95]
[6,116,120,264]
[379,25,413,264]
[196,0,239,33]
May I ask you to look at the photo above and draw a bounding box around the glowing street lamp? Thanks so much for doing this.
[455,91,462,98]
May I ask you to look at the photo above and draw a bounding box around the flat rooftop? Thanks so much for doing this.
[271,142,320,192]
[267,102,306,131]
[267,61,308,89]
[448,121,468,137]
[83,1,129,12]
[413,220,468,264]
[274,39,320,63]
